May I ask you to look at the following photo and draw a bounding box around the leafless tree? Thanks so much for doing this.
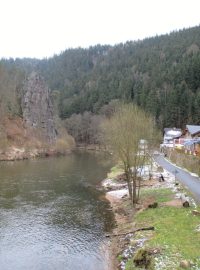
[102,103,159,204]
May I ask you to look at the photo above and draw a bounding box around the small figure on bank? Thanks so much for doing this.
[159,173,165,182]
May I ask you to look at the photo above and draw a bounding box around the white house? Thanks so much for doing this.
[162,128,182,147]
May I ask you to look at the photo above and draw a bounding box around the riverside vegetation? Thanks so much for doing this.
[102,103,160,204]
[101,103,200,269]
[104,164,200,270]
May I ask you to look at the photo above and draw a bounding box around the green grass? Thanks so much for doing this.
[133,189,200,269]
[107,164,124,178]
[136,207,200,257]
[125,259,139,270]
[140,188,174,203]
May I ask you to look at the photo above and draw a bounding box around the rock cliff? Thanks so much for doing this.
[21,72,57,143]
[0,72,75,161]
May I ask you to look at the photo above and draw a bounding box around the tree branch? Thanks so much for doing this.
[105,226,154,237]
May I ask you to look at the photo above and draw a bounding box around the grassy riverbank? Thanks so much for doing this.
[126,188,200,269]
[104,165,200,270]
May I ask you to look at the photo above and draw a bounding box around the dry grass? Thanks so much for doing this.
[0,116,75,159]
[169,149,200,176]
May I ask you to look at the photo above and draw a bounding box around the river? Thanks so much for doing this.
[0,151,115,270]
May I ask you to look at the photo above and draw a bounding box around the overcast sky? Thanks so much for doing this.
[1,0,200,59]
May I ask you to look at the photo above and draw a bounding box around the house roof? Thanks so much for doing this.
[186,125,200,135]
[164,128,182,138]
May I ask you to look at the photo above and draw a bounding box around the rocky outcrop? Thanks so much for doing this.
[21,72,57,143]
[0,72,75,161]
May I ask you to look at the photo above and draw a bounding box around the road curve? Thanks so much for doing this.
[154,154,200,203]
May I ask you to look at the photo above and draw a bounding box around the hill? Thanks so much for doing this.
[1,25,200,133]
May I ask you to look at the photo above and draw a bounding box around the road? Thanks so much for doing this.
[154,154,200,203]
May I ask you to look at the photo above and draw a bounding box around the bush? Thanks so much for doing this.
[133,248,154,270]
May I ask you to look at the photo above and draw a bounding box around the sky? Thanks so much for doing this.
[0,0,200,59]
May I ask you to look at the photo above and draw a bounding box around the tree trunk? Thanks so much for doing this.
[132,173,137,204]
[125,168,133,202]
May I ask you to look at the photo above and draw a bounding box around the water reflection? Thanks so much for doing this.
[0,151,114,270]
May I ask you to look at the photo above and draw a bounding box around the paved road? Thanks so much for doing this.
[154,154,200,203]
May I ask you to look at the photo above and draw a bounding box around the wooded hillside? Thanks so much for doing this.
[1,25,200,130]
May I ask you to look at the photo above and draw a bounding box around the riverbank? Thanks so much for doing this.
[0,142,103,162]
[102,162,200,269]
[0,146,74,161]
[0,116,75,161]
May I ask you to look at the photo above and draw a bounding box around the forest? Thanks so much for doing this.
[1,25,200,144]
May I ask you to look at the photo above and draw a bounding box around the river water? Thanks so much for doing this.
[0,151,115,270]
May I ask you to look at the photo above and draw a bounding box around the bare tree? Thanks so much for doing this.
[102,103,159,204]
[65,112,104,146]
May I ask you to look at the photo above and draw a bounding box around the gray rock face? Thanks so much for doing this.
[21,72,57,142]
